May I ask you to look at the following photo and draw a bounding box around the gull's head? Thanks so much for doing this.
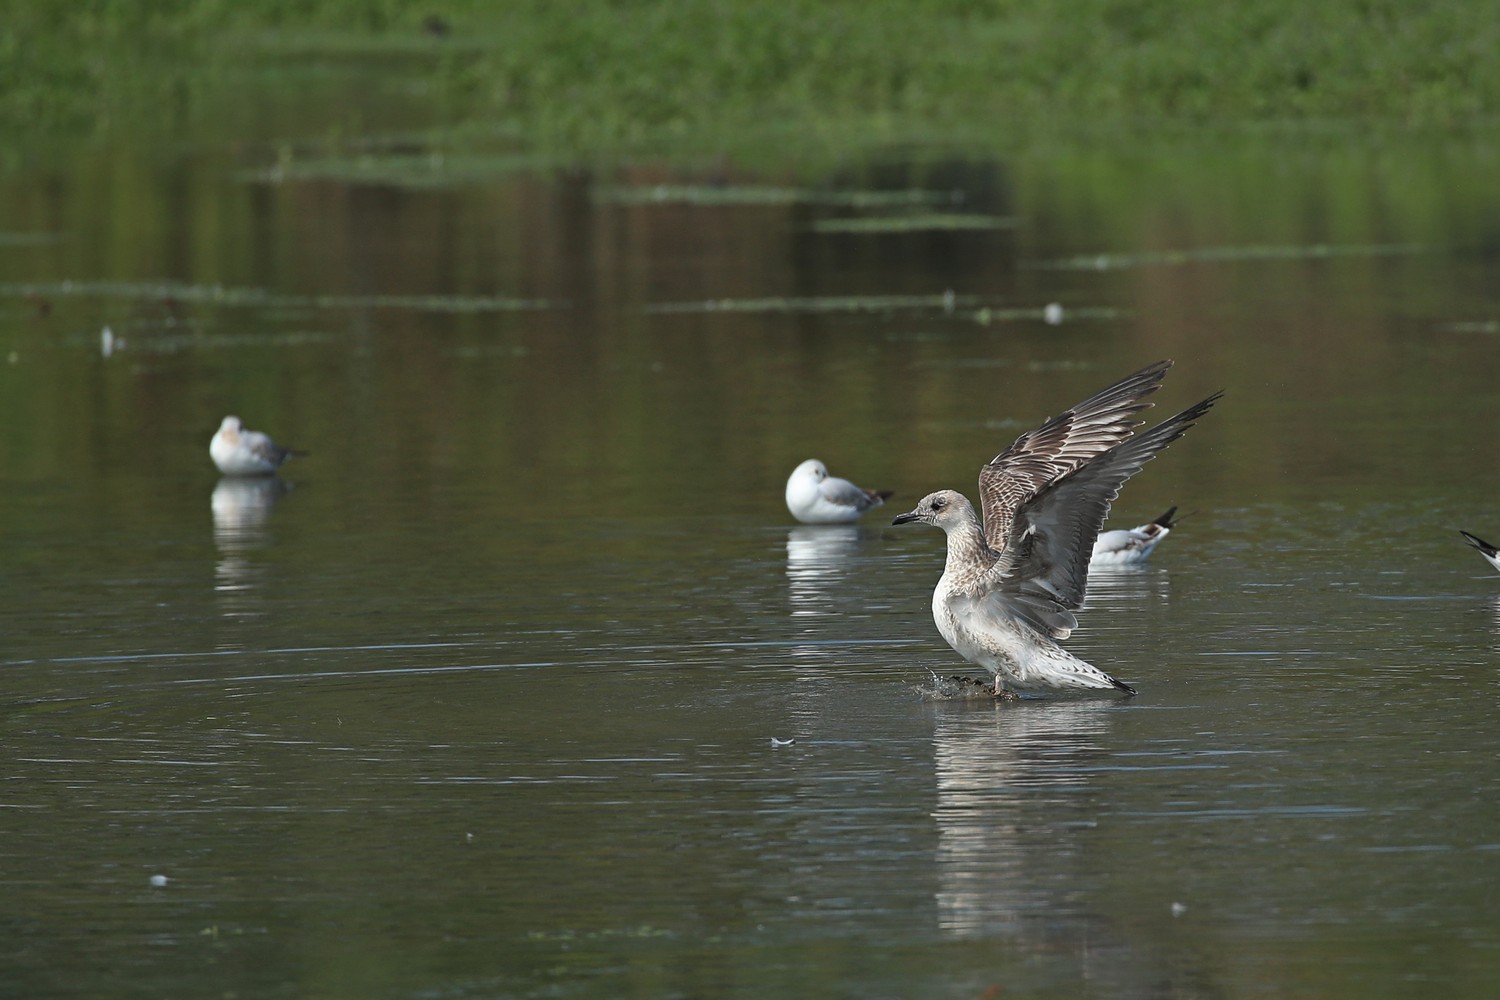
[791,459,829,484]
[219,415,243,434]
[892,490,970,530]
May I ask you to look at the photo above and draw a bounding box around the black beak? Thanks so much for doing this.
[892,510,920,525]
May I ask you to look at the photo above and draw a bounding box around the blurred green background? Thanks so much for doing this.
[5,0,1497,149]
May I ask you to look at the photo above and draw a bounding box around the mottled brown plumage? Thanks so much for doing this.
[894,360,1221,695]
[978,360,1170,557]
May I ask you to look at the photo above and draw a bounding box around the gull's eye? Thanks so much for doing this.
[931,497,946,511]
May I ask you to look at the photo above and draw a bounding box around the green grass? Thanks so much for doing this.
[3,0,1499,153]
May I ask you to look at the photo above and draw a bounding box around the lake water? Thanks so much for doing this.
[4,122,1500,998]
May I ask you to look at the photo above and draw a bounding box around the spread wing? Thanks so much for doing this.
[978,360,1172,554]
[988,391,1221,637]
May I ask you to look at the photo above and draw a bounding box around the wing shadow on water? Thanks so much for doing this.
[211,476,290,619]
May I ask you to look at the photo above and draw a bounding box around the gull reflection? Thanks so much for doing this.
[212,476,289,615]
[1082,564,1172,616]
[786,525,865,618]
[786,525,884,670]
[933,699,1116,940]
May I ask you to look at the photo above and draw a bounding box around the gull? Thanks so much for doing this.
[1090,506,1180,567]
[210,416,303,476]
[892,360,1220,697]
[785,459,892,524]
[1459,530,1500,573]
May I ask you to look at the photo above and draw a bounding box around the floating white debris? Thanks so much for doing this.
[1171,901,1188,917]
[1043,302,1064,325]
[770,737,796,748]
[149,874,170,887]
[100,325,114,358]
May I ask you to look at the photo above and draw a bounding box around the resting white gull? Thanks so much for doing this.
[892,360,1220,697]
[1090,506,1180,567]
[785,459,892,524]
[210,416,304,477]
[1460,530,1500,573]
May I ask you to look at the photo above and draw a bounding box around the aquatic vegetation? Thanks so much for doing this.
[241,151,564,189]
[593,184,964,208]
[810,214,1014,234]
[646,293,978,315]
[1033,242,1427,270]
[646,294,1124,323]
[969,306,1125,325]
[0,281,559,313]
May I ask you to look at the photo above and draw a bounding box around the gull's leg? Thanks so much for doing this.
[992,678,1019,701]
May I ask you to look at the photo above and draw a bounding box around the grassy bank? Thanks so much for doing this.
[4,1,1498,150]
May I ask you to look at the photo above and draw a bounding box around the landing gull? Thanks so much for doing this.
[1460,530,1500,573]
[1090,506,1180,567]
[785,459,892,524]
[210,416,303,476]
[892,360,1220,697]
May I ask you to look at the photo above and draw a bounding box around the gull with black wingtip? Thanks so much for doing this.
[892,360,1220,697]
[1090,506,1181,567]
[1459,530,1500,573]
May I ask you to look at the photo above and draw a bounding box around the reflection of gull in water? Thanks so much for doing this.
[212,477,288,550]
[1081,562,1172,616]
[785,459,892,524]
[213,477,288,611]
[1091,506,1179,567]
[786,525,864,618]
[892,361,1219,697]
[933,700,1115,940]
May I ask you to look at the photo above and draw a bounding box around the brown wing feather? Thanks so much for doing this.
[978,360,1173,553]
[993,390,1222,622]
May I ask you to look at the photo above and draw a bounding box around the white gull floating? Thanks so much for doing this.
[785,459,891,524]
[892,360,1219,697]
[210,416,304,476]
[1090,506,1180,567]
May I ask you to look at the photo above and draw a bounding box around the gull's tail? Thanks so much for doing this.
[1050,663,1137,696]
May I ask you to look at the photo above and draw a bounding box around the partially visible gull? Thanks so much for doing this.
[1091,506,1180,567]
[1459,530,1500,573]
[892,360,1220,697]
[210,416,304,476]
[785,459,892,524]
